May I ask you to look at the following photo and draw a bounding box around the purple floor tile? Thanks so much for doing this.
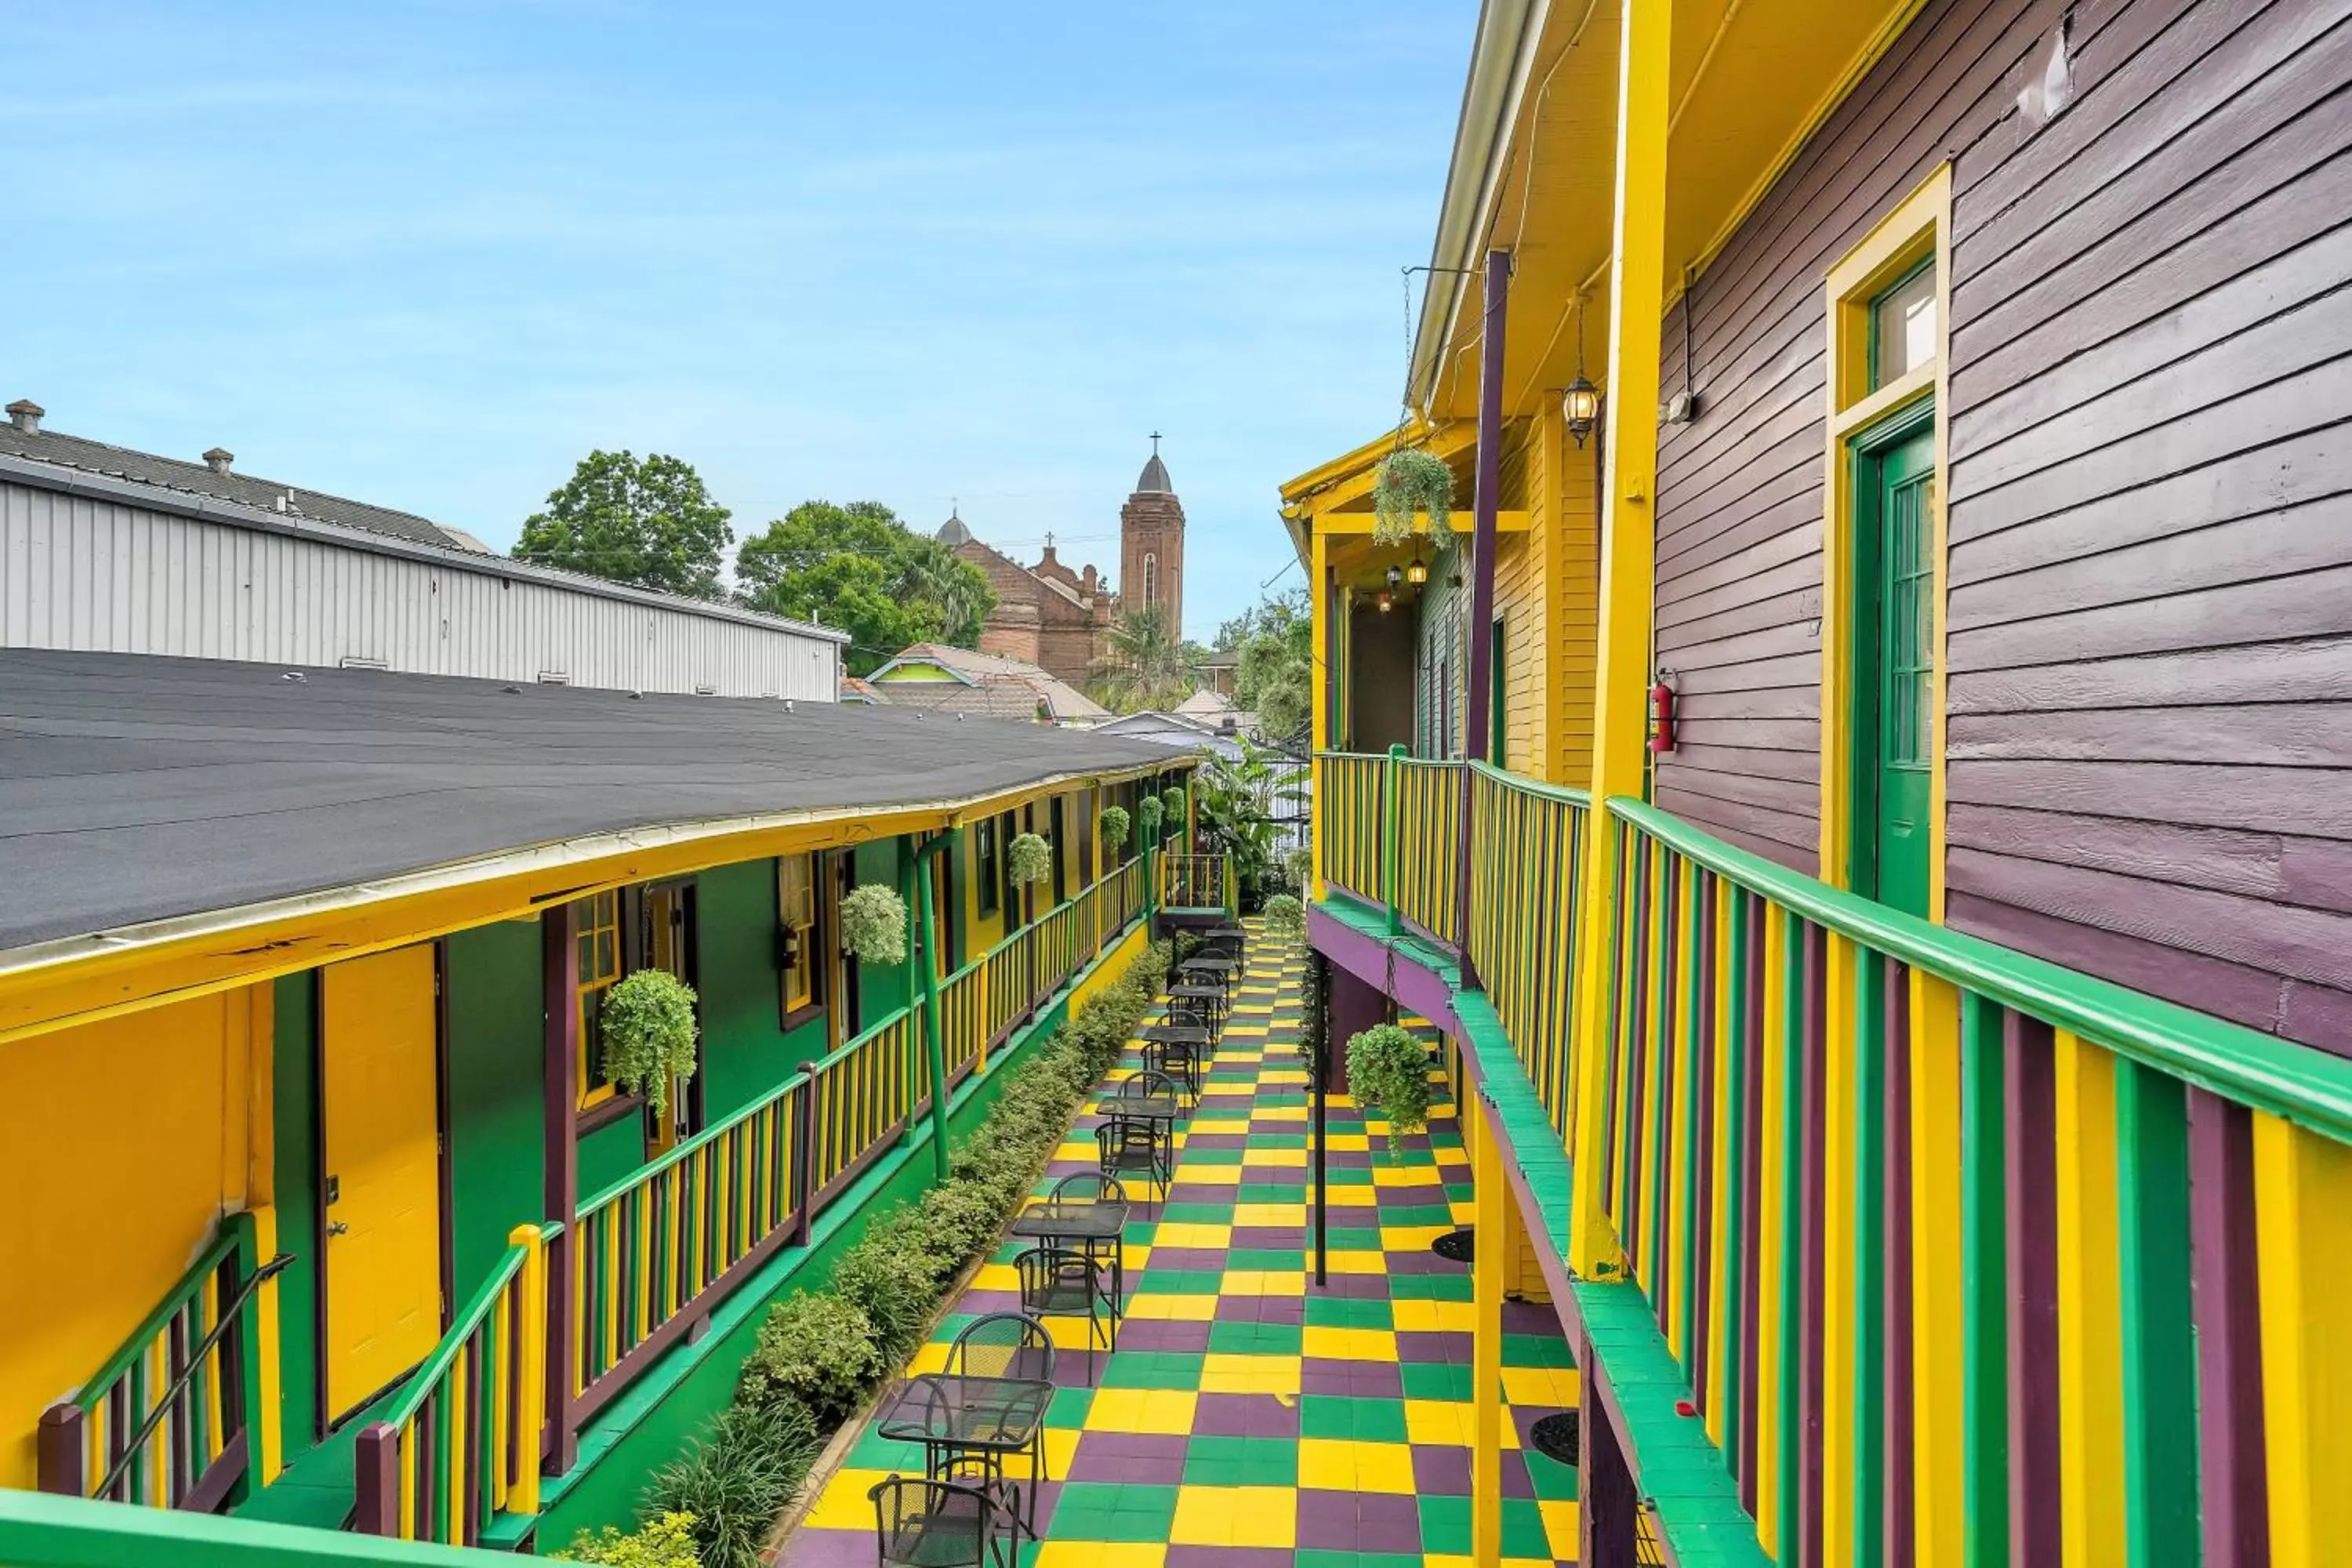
[1298,1358,1402,1399]
[1396,1330,1475,1364]
[1213,1294,1305,1325]
[1115,1319,1212,1353]
[1230,1226,1307,1250]
[1501,1298,1566,1337]
[1067,1432,1187,1484]
[1183,1132,1250,1150]
[1382,1250,1456,1276]
[1412,1443,1473,1495]
[1294,1489,1422,1552]
[960,1288,1025,1312]
[1190,1392,1300,1438]
[1167,1548,1293,1568]
[1314,1273,1391,1299]
[1146,1247,1230,1272]
[779,1527,871,1568]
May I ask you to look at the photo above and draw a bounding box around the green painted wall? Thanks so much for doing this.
[270,972,321,1454]
[445,920,548,1290]
[699,860,829,1120]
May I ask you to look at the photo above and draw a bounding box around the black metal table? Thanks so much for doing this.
[1168,981,1229,1037]
[876,1373,1057,1533]
[1009,1197,1131,1308]
[1096,1091,1184,1127]
[1138,1022,1211,1048]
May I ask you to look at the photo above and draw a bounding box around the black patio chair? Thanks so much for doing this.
[1142,1036,1202,1105]
[1096,1113,1170,1207]
[1015,1245,1116,1381]
[946,1310,1058,1382]
[1047,1171,1132,1306]
[870,1475,1018,1568]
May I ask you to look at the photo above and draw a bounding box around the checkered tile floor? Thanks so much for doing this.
[782,924,1582,1568]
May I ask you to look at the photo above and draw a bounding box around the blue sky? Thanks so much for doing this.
[5,3,1469,639]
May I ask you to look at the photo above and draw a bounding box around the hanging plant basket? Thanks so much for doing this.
[1100,804,1132,850]
[1138,794,1165,840]
[838,883,909,967]
[1008,831,1053,887]
[1346,1022,1433,1156]
[1371,448,1454,547]
[1161,786,1187,831]
[600,969,699,1115]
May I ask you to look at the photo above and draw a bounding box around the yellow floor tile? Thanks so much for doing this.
[1220,1269,1306,1297]
[1321,1247,1388,1274]
[1501,1366,1581,1407]
[1298,1436,1415,1494]
[804,1468,893,1531]
[1154,1221,1233,1248]
[1037,1547,1165,1568]
[1125,1294,1218,1321]
[1231,1203,1308,1228]
[1324,1185,1379,1208]
[1541,1498,1582,1557]
[1301,1325,1399,1363]
[1390,1297,1476,1333]
[1083,1388,1200,1434]
[1242,1147,1308,1168]
[1200,1352,1301,1395]
[1171,1485,1297,1548]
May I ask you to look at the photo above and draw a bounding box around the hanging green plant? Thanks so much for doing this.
[1347,1022,1433,1155]
[1262,893,1305,944]
[1137,794,1164,839]
[601,969,699,1115]
[1161,786,1187,830]
[837,883,909,967]
[1099,804,1132,850]
[1371,448,1454,546]
[1008,831,1053,887]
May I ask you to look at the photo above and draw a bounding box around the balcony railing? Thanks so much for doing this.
[340,855,1152,1543]
[1316,750,2352,1559]
[354,1225,552,1545]
[38,1210,288,1514]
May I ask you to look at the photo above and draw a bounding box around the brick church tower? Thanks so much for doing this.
[1118,436,1185,640]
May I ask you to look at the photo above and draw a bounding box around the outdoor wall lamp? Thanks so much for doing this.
[1406,547,1428,586]
[1379,565,1401,613]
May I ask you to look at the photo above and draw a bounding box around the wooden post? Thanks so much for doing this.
[539,906,580,1479]
[36,1406,85,1497]
[1581,1365,1641,1567]
[1471,1092,1506,1568]
[915,833,958,1181]
[353,1422,401,1536]
[1457,248,1511,982]
[1566,0,1671,1281]
[1381,744,1405,937]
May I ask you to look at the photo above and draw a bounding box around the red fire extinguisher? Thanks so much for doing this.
[1649,671,1678,754]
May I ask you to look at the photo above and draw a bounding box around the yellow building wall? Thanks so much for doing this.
[1491,405,1599,784]
[0,985,271,1488]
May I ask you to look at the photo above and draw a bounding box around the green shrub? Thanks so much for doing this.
[739,1291,881,1426]
[559,1511,702,1566]
[828,1230,945,1360]
[837,884,909,967]
[1262,894,1305,943]
[1100,805,1131,849]
[645,1402,818,1568]
[601,970,699,1115]
[1347,1022,1434,1154]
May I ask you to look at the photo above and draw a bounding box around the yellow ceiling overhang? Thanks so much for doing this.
[1414,0,1927,421]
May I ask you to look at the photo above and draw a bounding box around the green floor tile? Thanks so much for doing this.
[1183,1434,1298,1486]
[1207,1319,1304,1355]
[1304,1295,1394,1329]
[1100,1350,1205,1389]
[1504,1330,1578,1368]
[1047,1482,1180,1542]
[1298,1393,1409,1444]
[1229,1247,1306,1271]
[1400,1360,1472,1401]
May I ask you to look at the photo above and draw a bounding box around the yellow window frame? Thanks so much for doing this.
[778,853,818,1018]
[1818,162,1953,923]
[575,889,622,1109]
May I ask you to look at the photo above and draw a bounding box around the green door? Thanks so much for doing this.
[1851,425,1935,917]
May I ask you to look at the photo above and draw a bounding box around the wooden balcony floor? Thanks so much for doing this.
[782,922,1584,1568]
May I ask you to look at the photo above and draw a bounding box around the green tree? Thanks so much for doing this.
[1231,587,1312,748]
[514,450,733,600]
[733,500,995,674]
[1090,608,1200,713]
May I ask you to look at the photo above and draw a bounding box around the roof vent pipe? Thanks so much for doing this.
[6,399,43,434]
[203,447,234,476]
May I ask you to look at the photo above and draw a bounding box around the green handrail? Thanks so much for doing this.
[376,1223,560,1433]
[2,1489,521,1567]
[1608,795,2352,1144]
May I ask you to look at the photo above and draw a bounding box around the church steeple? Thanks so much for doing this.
[1120,433,1185,640]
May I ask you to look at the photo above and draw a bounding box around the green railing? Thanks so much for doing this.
[1314,746,2352,1563]
[1156,852,1230,910]
[38,1210,286,1512]
[1,1488,524,1567]
[354,1225,552,1546]
[804,1010,917,1205]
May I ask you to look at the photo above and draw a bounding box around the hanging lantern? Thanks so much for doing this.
[1406,545,1428,586]
[1563,374,1602,448]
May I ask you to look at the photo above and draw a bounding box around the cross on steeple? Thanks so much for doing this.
[1149,430,1162,456]
[1044,531,1054,549]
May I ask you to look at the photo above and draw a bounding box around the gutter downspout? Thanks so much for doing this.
[913,829,960,1181]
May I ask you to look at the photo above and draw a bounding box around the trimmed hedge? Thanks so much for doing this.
[569,935,1171,1568]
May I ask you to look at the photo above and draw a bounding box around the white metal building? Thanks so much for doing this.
[0,437,844,702]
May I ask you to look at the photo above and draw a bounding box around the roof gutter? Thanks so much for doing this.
[1407,0,1552,413]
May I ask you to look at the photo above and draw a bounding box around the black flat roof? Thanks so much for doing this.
[0,650,1179,953]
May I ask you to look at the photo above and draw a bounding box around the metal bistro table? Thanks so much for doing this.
[1168,980,1229,1035]
[1010,1196,1131,1311]
[875,1372,1057,1534]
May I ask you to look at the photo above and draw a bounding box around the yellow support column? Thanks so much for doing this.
[2254,1112,2352,1566]
[1311,528,1332,900]
[1473,1091,1507,1568]
[1566,0,1672,1279]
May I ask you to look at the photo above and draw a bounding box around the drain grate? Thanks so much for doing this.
[1431,1228,1475,1263]
[1529,1410,1581,1466]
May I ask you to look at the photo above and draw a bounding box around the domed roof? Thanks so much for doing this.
[1135,451,1173,495]
[936,509,972,546]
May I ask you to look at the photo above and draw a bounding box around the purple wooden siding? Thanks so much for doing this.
[1649,0,2352,1052]
[1944,0,2352,1054]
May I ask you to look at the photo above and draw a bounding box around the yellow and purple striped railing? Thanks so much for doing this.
[807,1010,917,1203]
[354,1224,551,1546]
[1465,763,1588,1138]
[1595,797,2352,1567]
[572,1060,814,1419]
[1315,752,1385,903]
[38,1211,283,1512]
